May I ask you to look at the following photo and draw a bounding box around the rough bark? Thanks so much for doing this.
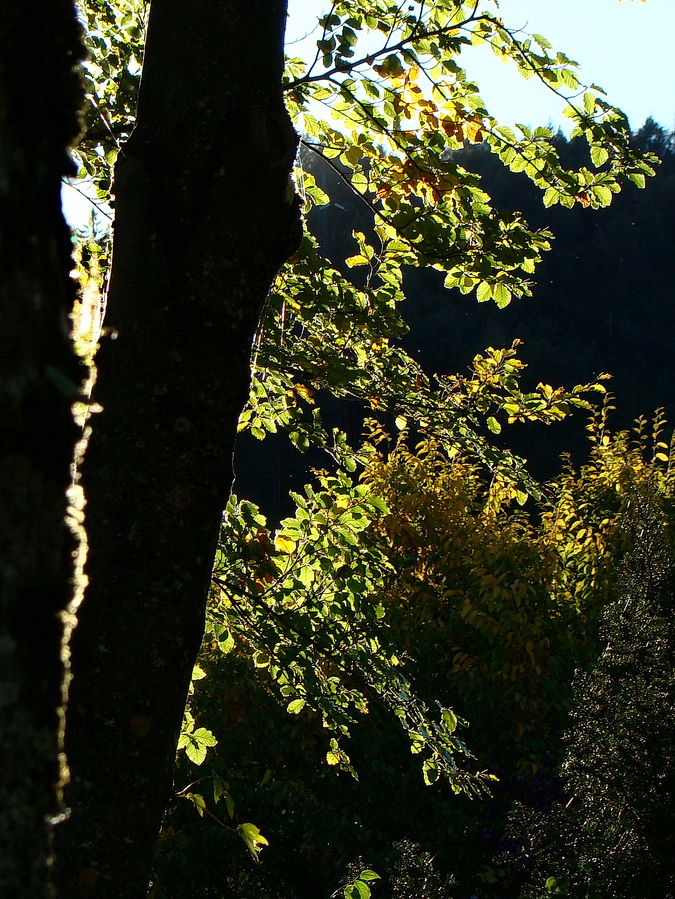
[0,3,85,896]
[53,1,302,895]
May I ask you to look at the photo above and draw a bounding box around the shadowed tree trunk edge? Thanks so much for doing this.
[0,2,86,896]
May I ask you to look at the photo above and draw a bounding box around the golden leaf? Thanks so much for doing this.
[274,534,297,554]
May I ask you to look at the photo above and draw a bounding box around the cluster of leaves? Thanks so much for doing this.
[219,403,671,796]
[231,0,658,519]
[339,868,381,899]
[72,0,147,203]
[72,1,657,501]
[72,0,662,888]
[249,237,610,499]
[359,406,675,779]
[161,411,673,897]
[176,669,217,767]
[396,117,675,488]
[223,0,661,840]
[360,428,600,775]
[284,0,655,289]
[208,472,480,793]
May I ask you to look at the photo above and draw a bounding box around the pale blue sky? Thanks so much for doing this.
[287,0,674,132]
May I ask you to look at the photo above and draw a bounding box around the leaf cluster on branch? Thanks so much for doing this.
[72,0,659,854]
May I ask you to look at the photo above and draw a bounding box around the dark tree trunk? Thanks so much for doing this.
[53,1,301,895]
[0,3,85,896]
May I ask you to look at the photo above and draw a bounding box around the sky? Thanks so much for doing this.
[286,0,675,133]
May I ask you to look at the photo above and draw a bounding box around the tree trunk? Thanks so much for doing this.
[53,1,301,895]
[0,3,85,896]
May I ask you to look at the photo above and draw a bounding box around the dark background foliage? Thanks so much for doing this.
[507,487,675,899]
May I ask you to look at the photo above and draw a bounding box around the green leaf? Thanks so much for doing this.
[423,759,440,785]
[287,698,306,714]
[369,495,389,514]
[487,416,501,435]
[476,281,492,303]
[492,283,512,308]
[215,626,235,654]
[543,186,560,208]
[592,184,613,206]
[212,776,228,804]
[185,792,206,816]
[193,727,217,746]
[345,882,370,899]
[185,740,207,766]
[237,823,269,863]
[442,708,458,733]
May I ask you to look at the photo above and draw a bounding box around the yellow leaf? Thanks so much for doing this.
[465,119,485,142]
[293,382,315,403]
[274,534,296,554]
[345,254,369,267]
